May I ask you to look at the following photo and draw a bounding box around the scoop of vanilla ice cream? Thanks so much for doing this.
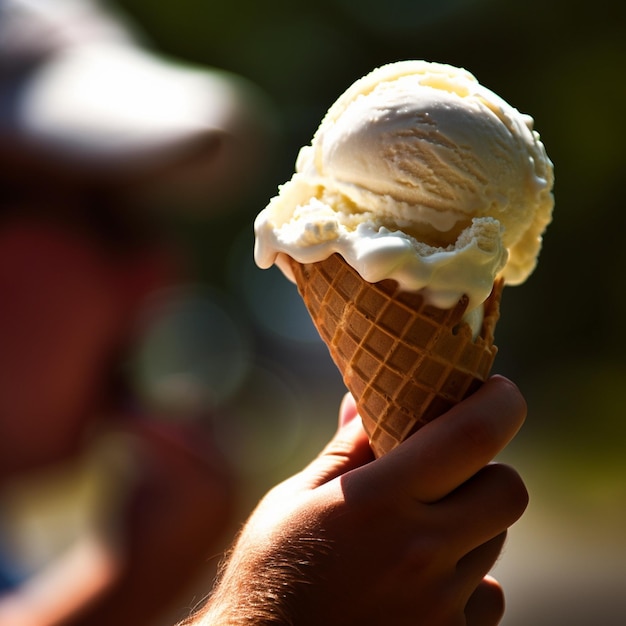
[255,60,553,310]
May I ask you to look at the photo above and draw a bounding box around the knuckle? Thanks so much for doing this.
[403,532,446,572]
[485,463,529,517]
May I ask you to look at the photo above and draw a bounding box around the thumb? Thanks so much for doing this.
[300,393,374,489]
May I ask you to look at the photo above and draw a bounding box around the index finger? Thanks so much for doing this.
[379,375,527,502]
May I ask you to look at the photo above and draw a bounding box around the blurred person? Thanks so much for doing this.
[0,0,274,624]
[180,376,528,626]
[0,2,529,625]
[0,212,237,626]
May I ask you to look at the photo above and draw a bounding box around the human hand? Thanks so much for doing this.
[187,375,528,625]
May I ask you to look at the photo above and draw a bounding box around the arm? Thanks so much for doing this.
[0,533,121,626]
[182,375,528,626]
[0,421,235,626]
[61,421,236,626]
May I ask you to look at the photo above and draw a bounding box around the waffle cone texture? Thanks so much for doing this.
[289,254,503,458]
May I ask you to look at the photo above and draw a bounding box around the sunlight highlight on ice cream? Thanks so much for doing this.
[255,60,553,313]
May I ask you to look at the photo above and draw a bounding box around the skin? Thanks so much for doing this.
[183,375,528,626]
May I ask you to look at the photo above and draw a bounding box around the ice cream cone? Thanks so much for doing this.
[289,253,503,457]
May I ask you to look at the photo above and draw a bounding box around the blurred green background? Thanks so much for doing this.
[111,1,626,624]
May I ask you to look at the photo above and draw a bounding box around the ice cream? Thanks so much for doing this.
[254,60,554,456]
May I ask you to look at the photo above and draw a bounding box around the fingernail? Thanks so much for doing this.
[339,393,358,427]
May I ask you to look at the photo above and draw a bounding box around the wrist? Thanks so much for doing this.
[181,520,331,626]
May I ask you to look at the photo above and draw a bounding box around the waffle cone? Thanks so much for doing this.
[289,253,503,457]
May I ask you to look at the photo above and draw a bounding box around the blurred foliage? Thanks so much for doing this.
[115,0,626,475]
